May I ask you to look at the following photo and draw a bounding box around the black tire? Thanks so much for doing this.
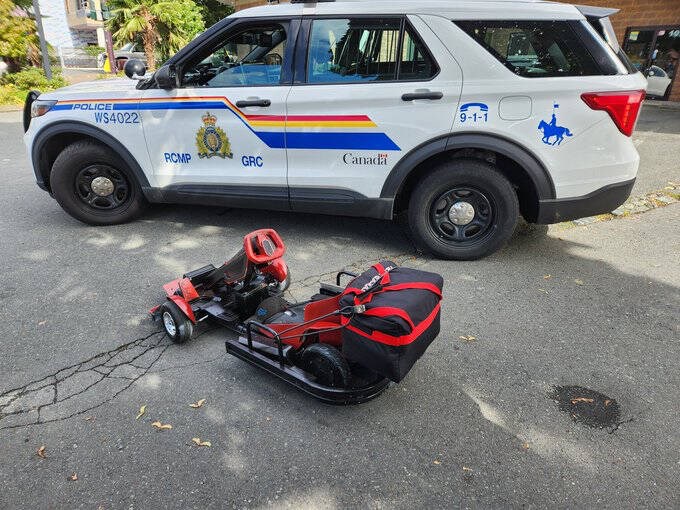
[301,344,352,388]
[160,301,194,344]
[408,159,519,260]
[50,141,146,225]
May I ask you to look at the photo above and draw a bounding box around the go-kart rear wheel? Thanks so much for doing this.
[301,344,351,388]
[160,301,193,344]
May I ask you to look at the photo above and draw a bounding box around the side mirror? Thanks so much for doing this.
[154,65,177,90]
[124,58,146,79]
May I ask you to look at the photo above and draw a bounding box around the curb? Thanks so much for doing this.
[643,100,680,111]
[561,182,680,228]
[0,106,22,112]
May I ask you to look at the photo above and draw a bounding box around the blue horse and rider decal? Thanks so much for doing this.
[538,104,573,146]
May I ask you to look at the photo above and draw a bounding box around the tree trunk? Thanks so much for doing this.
[141,7,157,71]
[143,27,156,71]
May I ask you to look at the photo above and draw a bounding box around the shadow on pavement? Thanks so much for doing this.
[2,206,678,508]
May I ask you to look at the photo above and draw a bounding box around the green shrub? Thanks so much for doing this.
[0,84,27,105]
[0,67,69,105]
[0,67,68,90]
[83,45,106,57]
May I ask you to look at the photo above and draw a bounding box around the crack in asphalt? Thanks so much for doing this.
[0,253,418,431]
[0,330,169,430]
[608,417,635,434]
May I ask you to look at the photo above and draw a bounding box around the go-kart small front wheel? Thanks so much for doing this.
[301,344,352,388]
[160,301,193,344]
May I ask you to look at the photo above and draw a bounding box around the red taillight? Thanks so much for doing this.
[581,90,645,137]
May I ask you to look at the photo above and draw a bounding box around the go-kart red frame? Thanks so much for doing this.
[150,229,390,404]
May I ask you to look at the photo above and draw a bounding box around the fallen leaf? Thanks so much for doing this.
[36,446,46,459]
[543,275,552,280]
[459,335,476,342]
[38,320,47,326]
[571,397,594,404]
[522,442,531,450]
[136,405,147,420]
[538,288,549,294]
[83,416,94,422]
[462,466,473,472]
[574,279,585,286]
[433,460,441,465]
[69,472,78,481]
[604,399,612,407]
[189,399,206,409]
[192,437,211,447]
[151,421,172,430]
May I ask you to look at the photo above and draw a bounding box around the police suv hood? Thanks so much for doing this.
[39,78,139,100]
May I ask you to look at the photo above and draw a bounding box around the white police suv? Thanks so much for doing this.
[23,0,647,260]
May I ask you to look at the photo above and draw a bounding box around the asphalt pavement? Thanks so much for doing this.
[0,106,678,509]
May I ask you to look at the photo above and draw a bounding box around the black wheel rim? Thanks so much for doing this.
[75,164,131,211]
[429,186,495,244]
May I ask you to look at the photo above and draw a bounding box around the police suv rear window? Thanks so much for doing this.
[455,20,619,77]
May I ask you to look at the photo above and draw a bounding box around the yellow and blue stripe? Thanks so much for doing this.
[53,96,401,151]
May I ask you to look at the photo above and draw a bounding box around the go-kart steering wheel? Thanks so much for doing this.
[244,229,286,264]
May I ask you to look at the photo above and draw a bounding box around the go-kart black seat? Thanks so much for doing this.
[184,264,217,286]
[185,249,251,290]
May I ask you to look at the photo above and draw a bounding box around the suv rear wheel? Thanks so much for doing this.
[408,159,519,260]
[51,141,146,225]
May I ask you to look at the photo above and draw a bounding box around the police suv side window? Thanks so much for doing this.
[306,18,437,83]
[181,24,287,87]
[400,23,439,80]
[455,20,613,77]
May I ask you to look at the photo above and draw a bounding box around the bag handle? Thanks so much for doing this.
[342,262,396,299]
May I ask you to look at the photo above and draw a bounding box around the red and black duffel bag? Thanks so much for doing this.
[339,261,444,382]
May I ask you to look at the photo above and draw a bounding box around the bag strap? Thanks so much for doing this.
[360,306,416,331]
[361,282,443,301]
[344,303,441,346]
[372,262,392,285]
[342,262,396,298]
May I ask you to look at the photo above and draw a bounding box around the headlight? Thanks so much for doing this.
[31,100,57,118]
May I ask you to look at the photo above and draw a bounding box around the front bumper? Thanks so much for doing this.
[536,178,636,224]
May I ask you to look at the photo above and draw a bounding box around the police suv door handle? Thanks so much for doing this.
[235,99,271,108]
[401,91,444,101]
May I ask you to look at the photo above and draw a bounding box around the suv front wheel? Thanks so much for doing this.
[51,141,146,225]
[408,159,519,260]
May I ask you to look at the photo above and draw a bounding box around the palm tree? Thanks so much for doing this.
[105,0,204,71]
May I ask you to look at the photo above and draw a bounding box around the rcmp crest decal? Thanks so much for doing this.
[196,112,233,159]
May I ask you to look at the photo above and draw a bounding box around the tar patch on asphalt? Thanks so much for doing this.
[548,385,621,429]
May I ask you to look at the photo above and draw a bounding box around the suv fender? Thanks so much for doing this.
[381,133,556,221]
[31,121,151,195]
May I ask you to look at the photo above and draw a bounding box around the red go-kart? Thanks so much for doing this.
[150,229,390,404]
